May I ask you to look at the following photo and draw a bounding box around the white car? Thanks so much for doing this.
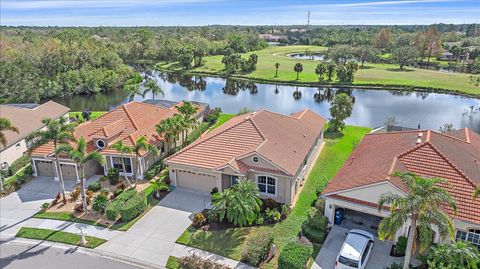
[335,229,375,269]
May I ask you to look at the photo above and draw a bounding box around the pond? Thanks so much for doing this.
[288,53,326,61]
[53,72,480,133]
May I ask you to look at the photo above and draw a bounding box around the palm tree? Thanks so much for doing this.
[0,117,19,147]
[294,63,303,80]
[149,177,169,198]
[176,101,198,147]
[143,80,164,100]
[124,82,143,102]
[110,140,134,187]
[29,117,76,202]
[378,172,457,269]
[274,62,280,77]
[132,136,159,184]
[315,63,327,81]
[57,137,105,213]
[156,116,182,154]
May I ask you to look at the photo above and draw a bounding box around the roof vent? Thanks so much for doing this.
[303,134,307,137]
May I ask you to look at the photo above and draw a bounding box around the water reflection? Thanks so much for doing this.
[52,72,480,132]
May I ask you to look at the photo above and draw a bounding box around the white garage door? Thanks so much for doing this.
[176,170,217,193]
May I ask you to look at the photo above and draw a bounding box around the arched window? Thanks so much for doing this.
[257,175,276,196]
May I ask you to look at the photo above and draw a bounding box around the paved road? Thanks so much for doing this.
[0,241,149,269]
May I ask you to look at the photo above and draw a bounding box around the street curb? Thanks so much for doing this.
[1,237,165,269]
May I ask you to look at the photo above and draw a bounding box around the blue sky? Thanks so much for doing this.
[1,0,479,26]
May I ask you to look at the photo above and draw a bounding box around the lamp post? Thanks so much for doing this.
[0,162,9,193]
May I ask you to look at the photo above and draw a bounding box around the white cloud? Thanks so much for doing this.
[330,0,453,7]
[2,0,223,9]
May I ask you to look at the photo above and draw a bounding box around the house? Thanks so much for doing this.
[322,128,480,248]
[164,109,326,205]
[30,100,207,182]
[0,101,70,167]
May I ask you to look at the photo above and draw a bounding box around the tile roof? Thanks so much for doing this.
[31,101,206,158]
[165,109,326,176]
[323,128,480,225]
[0,101,70,150]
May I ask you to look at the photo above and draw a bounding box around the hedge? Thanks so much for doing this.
[301,223,326,243]
[278,242,312,269]
[241,229,274,266]
[120,193,147,222]
[105,188,137,221]
[87,181,101,192]
[144,160,163,181]
[1,155,30,178]
[185,122,210,145]
[301,209,328,243]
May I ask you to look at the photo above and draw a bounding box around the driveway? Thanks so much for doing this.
[97,188,211,266]
[0,176,98,237]
[312,226,394,269]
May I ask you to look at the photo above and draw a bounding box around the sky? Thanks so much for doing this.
[1,0,479,26]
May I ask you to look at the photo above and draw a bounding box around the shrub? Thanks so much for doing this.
[87,181,101,192]
[241,229,274,266]
[192,213,206,228]
[116,182,126,190]
[301,223,326,243]
[262,198,279,210]
[100,188,110,196]
[51,192,62,205]
[105,188,137,221]
[120,193,147,222]
[204,107,222,125]
[278,242,312,269]
[394,236,407,256]
[99,176,108,181]
[114,188,124,197]
[107,168,120,185]
[210,187,218,195]
[144,160,163,181]
[186,122,210,145]
[41,202,50,211]
[281,204,290,219]
[305,208,328,230]
[255,216,264,225]
[314,197,325,213]
[70,187,81,201]
[3,155,30,177]
[386,263,403,269]
[178,254,229,269]
[265,208,281,223]
[92,195,109,213]
[74,203,84,213]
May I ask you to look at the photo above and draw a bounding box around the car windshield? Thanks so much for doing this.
[339,255,359,268]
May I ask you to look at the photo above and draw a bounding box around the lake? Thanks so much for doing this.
[53,72,480,132]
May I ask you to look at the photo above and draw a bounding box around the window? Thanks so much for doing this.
[15,143,21,149]
[252,156,259,163]
[112,157,132,174]
[159,143,165,154]
[96,140,105,149]
[361,241,373,265]
[456,229,480,250]
[257,175,276,195]
[231,175,239,186]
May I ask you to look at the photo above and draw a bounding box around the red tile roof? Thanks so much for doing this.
[165,109,326,176]
[323,128,480,225]
[31,101,206,158]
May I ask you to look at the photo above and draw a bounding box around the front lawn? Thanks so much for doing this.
[175,125,371,267]
[210,114,236,130]
[16,227,106,248]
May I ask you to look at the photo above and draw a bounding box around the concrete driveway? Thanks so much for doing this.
[312,226,394,269]
[97,188,211,266]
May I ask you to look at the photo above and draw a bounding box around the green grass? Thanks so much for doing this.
[210,114,235,130]
[69,111,106,121]
[33,185,159,231]
[166,256,180,269]
[16,227,106,248]
[2,164,32,187]
[175,126,371,267]
[157,45,480,97]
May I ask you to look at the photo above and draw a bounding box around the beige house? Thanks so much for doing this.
[322,128,480,247]
[165,109,326,205]
[0,101,70,167]
[31,100,207,182]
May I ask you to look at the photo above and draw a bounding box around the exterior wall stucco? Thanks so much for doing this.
[334,182,405,204]
[0,139,28,166]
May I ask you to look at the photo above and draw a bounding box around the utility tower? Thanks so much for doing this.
[307,11,310,27]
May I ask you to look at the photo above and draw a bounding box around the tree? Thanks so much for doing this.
[392,46,418,70]
[176,101,198,146]
[110,140,134,187]
[149,177,169,198]
[474,186,480,200]
[378,172,457,269]
[315,63,327,81]
[0,117,19,147]
[354,45,378,67]
[328,93,353,132]
[124,82,143,102]
[326,63,336,81]
[424,27,441,69]
[384,116,398,127]
[57,137,105,213]
[210,180,262,227]
[466,24,477,37]
[439,123,455,133]
[373,28,393,49]
[143,79,164,100]
[274,62,280,77]
[28,117,76,202]
[156,116,182,154]
[132,136,159,183]
[326,45,354,64]
[427,241,480,269]
[294,63,303,80]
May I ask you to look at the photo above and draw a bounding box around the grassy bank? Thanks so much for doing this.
[69,111,106,121]
[16,227,106,248]
[157,45,479,97]
[175,125,371,268]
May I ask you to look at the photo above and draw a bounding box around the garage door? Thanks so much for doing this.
[59,163,77,181]
[35,160,54,177]
[176,170,217,193]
